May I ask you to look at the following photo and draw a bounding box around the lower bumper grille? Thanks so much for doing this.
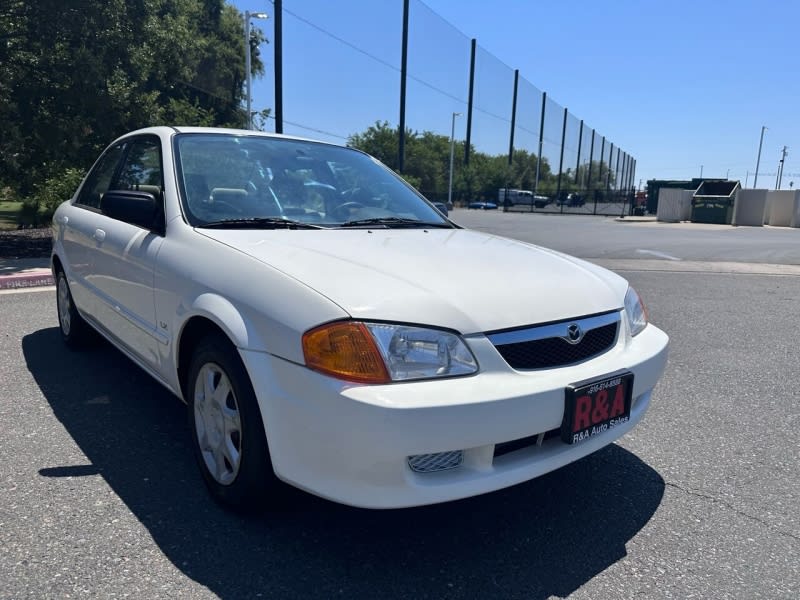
[407,450,464,473]
[493,428,560,460]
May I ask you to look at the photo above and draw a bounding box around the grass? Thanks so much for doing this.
[0,201,23,230]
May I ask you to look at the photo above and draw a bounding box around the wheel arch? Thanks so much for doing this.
[52,254,64,276]
[175,293,267,402]
[176,315,236,402]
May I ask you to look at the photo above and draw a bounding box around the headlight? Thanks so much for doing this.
[624,286,649,337]
[302,321,478,383]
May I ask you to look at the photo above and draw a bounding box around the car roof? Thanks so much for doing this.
[116,126,341,149]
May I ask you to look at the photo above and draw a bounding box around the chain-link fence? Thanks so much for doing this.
[263,0,637,215]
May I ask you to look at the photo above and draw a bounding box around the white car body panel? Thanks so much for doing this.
[196,228,628,335]
[89,221,165,364]
[242,322,668,508]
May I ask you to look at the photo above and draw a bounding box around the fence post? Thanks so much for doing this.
[575,119,583,185]
[533,92,546,212]
[586,129,595,207]
[556,107,567,212]
[624,154,631,205]
[398,0,409,173]
[465,38,476,167]
[597,136,605,213]
[508,69,518,166]
[273,0,283,133]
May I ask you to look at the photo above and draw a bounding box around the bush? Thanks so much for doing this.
[18,200,40,227]
[0,186,15,203]
[25,168,86,226]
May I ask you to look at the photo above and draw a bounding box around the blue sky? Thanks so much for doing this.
[234,0,800,189]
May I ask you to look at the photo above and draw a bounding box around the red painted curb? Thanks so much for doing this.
[0,271,55,290]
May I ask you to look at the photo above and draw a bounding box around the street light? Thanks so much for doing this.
[244,10,269,130]
[753,125,767,188]
[448,112,462,208]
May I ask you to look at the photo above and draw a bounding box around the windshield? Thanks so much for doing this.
[173,133,450,228]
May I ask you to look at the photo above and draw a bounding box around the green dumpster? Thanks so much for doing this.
[691,198,734,224]
[690,180,740,224]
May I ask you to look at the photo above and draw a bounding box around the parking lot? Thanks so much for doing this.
[1,212,798,599]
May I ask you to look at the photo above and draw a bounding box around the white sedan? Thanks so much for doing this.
[51,127,668,511]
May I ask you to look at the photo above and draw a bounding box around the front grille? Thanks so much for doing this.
[407,450,464,473]
[488,312,620,370]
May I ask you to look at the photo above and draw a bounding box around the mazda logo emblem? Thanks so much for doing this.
[565,323,584,344]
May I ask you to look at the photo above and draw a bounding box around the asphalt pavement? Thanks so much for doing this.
[1,213,799,598]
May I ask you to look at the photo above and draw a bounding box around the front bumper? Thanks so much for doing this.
[241,323,669,508]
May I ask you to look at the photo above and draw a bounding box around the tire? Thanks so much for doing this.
[56,270,95,348]
[186,334,279,512]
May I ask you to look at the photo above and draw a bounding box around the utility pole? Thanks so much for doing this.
[776,146,788,190]
[753,125,767,188]
[244,11,268,130]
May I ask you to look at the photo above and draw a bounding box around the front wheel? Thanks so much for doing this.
[186,334,280,512]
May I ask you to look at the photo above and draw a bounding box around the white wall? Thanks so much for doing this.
[732,189,767,226]
[765,190,800,227]
[657,188,693,222]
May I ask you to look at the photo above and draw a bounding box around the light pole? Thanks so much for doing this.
[753,125,767,188]
[448,112,462,208]
[700,165,703,178]
[244,10,268,130]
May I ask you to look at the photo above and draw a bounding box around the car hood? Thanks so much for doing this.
[197,228,627,334]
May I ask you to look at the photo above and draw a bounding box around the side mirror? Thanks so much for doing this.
[102,190,161,232]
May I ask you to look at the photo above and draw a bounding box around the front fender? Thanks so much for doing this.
[185,292,255,349]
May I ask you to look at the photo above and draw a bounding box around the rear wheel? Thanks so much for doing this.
[56,270,94,348]
[186,334,279,512]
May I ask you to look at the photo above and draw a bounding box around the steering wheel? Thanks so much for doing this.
[340,187,362,201]
[333,201,365,221]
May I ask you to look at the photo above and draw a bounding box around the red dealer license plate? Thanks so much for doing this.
[561,372,634,444]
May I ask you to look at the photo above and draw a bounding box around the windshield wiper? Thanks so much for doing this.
[199,217,324,230]
[338,217,452,229]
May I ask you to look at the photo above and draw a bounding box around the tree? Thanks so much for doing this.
[347,121,400,170]
[347,122,564,204]
[0,0,266,198]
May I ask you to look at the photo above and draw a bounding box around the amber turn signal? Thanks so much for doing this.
[302,321,391,384]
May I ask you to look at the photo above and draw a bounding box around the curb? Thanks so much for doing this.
[0,268,54,290]
[614,216,658,223]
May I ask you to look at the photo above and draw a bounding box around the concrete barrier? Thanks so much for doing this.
[765,190,800,227]
[732,189,767,226]
[657,188,692,222]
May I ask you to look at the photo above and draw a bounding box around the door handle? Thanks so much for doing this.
[93,229,106,242]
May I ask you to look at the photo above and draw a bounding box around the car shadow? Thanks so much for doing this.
[24,327,665,599]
